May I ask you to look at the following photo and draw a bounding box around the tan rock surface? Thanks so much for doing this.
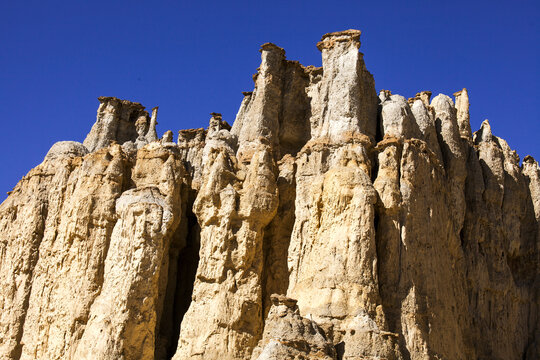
[1,146,91,359]
[74,142,185,359]
[172,137,279,359]
[19,144,129,360]
[250,294,336,360]
[0,30,538,360]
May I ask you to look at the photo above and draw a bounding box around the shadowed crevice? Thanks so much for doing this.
[155,189,201,360]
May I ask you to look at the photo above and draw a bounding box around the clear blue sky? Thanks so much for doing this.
[1,0,539,201]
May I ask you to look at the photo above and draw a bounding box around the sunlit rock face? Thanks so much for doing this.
[0,30,538,360]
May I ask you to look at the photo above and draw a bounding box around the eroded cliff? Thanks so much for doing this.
[0,30,538,360]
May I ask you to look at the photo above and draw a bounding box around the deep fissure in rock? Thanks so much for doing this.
[261,162,297,318]
[155,189,201,360]
[171,208,200,356]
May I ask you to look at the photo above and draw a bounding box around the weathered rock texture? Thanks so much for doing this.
[0,30,538,360]
[250,294,337,360]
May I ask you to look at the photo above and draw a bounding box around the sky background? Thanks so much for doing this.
[1,0,539,201]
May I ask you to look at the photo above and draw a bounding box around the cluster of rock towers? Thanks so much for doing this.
[0,30,538,360]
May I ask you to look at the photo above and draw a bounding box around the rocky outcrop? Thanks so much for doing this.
[231,44,310,159]
[1,144,129,359]
[173,137,278,359]
[314,30,378,141]
[0,30,538,360]
[83,96,159,152]
[74,142,185,359]
[250,294,336,360]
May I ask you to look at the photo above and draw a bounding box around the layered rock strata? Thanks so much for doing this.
[0,30,538,360]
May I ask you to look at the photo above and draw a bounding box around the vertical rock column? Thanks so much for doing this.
[19,144,127,360]
[74,142,185,360]
[174,110,279,359]
[232,44,312,159]
[453,88,472,139]
[288,140,400,359]
[232,43,285,161]
[395,138,468,359]
[83,97,151,152]
[459,120,537,359]
[314,30,378,141]
[432,94,467,231]
[375,91,471,359]
[0,143,88,360]
[285,30,398,360]
[372,137,402,331]
[173,147,278,359]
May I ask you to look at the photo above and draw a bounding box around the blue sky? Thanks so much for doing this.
[0,0,538,200]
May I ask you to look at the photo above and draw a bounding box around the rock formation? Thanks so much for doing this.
[250,294,337,360]
[0,30,538,360]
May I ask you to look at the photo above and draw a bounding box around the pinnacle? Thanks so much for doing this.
[317,29,362,51]
[475,119,493,144]
[259,42,285,56]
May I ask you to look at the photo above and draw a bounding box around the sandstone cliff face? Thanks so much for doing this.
[0,30,539,360]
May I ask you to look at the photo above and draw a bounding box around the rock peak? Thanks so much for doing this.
[83,96,155,152]
[317,29,361,50]
[475,119,493,144]
[259,42,285,55]
[524,154,537,164]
